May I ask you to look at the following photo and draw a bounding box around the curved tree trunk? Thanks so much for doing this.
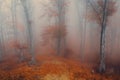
[99,0,108,73]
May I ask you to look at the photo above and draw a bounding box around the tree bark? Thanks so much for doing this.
[99,0,108,73]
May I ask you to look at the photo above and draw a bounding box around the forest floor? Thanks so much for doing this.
[0,54,120,80]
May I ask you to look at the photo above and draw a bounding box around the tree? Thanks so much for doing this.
[41,0,67,55]
[0,18,5,62]
[0,1,4,62]
[88,0,117,73]
[54,0,67,55]
[76,0,88,61]
[20,0,35,64]
[11,0,19,58]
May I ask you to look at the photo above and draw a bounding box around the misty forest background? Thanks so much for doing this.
[0,0,120,73]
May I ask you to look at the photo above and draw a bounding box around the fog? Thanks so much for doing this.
[0,0,120,67]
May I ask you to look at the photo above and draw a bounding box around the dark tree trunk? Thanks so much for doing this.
[56,0,65,55]
[99,0,108,73]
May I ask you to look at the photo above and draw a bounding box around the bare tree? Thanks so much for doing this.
[76,0,88,61]
[55,0,67,55]
[0,1,4,62]
[20,0,35,64]
[11,0,17,47]
[88,0,117,73]
[11,0,19,58]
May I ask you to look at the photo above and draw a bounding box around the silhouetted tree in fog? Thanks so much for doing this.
[55,0,67,55]
[0,26,3,62]
[20,0,35,64]
[77,0,88,61]
[11,0,27,62]
[41,0,68,56]
[88,0,117,73]
[0,1,4,62]
[11,0,20,59]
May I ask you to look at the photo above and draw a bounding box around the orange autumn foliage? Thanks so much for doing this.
[98,0,117,17]
[10,40,28,50]
[88,0,117,24]
[0,55,120,80]
[42,25,66,46]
